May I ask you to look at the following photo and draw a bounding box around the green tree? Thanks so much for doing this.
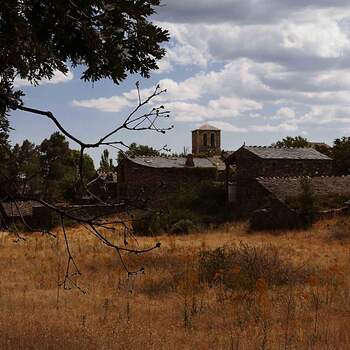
[117,142,160,162]
[312,143,333,157]
[100,149,115,172]
[273,136,309,148]
[68,150,96,182]
[65,150,96,199]
[9,140,42,194]
[0,0,169,120]
[39,132,97,201]
[332,137,350,175]
[39,132,74,200]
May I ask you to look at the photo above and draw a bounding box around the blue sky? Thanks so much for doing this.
[9,1,350,165]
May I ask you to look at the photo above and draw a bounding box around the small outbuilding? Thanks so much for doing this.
[0,200,52,230]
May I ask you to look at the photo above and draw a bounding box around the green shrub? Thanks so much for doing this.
[172,181,234,226]
[132,181,234,235]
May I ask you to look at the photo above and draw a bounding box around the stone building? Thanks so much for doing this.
[117,154,217,203]
[192,124,221,155]
[225,146,333,213]
[251,176,350,230]
[0,200,52,230]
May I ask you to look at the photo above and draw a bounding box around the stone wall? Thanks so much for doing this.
[235,148,333,181]
[234,148,334,215]
[117,158,217,204]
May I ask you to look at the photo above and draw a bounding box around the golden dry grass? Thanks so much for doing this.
[1,219,350,349]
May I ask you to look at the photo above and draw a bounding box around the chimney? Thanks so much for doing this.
[185,154,195,167]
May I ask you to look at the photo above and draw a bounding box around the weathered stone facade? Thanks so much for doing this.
[117,156,217,204]
[192,124,221,155]
[232,146,333,180]
[251,176,350,230]
[226,146,334,214]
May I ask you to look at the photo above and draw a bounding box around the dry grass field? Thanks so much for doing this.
[1,219,350,349]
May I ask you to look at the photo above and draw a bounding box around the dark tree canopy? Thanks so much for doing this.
[273,136,309,148]
[39,132,96,200]
[117,142,160,162]
[332,137,350,175]
[273,135,333,158]
[0,0,169,118]
[99,149,115,172]
[9,139,41,193]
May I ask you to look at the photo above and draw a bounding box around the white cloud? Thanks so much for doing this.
[153,57,173,74]
[206,121,248,132]
[298,105,350,125]
[72,4,350,138]
[162,96,262,123]
[208,96,262,116]
[281,19,350,58]
[276,107,296,119]
[251,123,298,133]
[72,94,134,112]
[14,69,74,88]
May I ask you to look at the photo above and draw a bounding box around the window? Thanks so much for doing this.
[203,133,208,146]
[210,133,215,147]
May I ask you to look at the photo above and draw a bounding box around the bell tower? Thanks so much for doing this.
[192,124,221,155]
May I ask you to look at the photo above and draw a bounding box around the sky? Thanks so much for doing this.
[9,0,350,164]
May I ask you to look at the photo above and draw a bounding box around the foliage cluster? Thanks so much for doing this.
[117,142,161,163]
[132,181,234,235]
[1,131,96,202]
[0,0,169,120]
[198,243,307,291]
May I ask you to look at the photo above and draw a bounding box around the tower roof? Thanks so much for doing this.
[193,124,220,131]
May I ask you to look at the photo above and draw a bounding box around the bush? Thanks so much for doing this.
[199,243,307,291]
[132,181,234,235]
[170,219,197,235]
[172,181,234,226]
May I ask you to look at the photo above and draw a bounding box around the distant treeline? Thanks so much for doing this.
[0,132,96,202]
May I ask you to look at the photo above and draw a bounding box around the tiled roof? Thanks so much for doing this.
[127,156,216,169]
[244,146,332,160]
[193,124,220,131]
[257,176,350,203]
[0,201,43,217]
